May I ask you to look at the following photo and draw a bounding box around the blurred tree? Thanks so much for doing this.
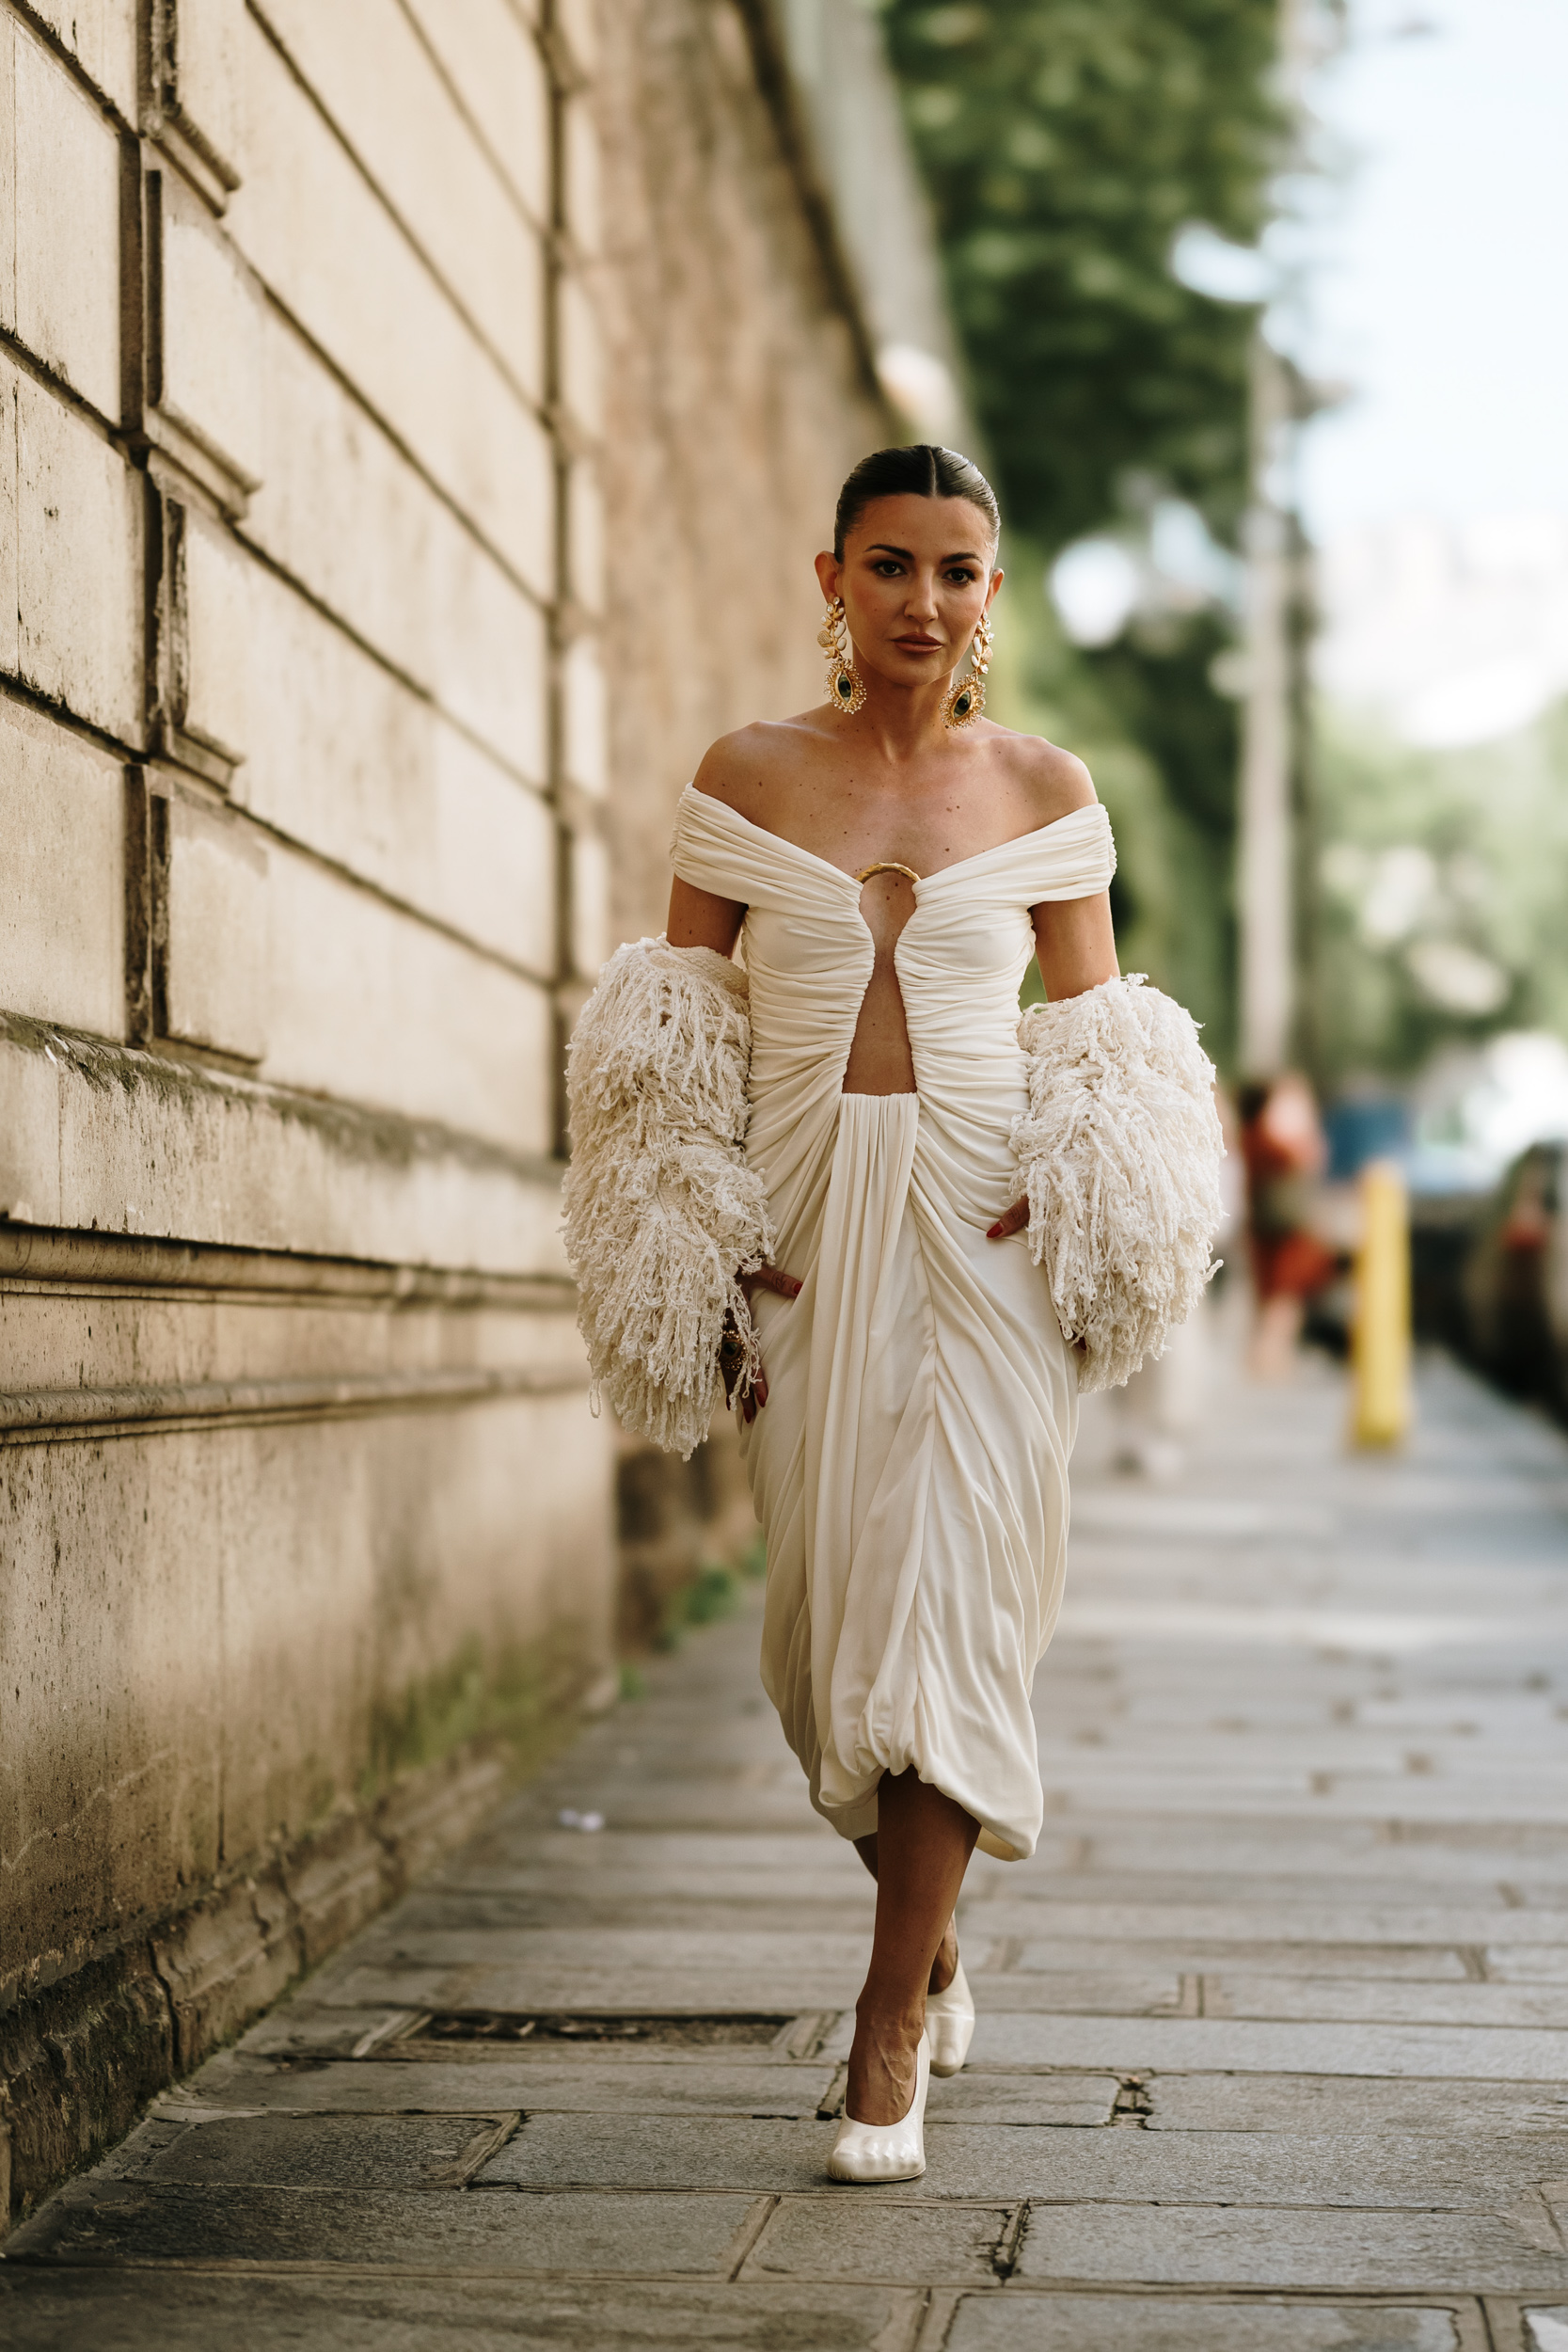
[880,0,1282,548]
[991,548,1236,1049]
[1312,700,1568,1086]
[879,0,1285,1066]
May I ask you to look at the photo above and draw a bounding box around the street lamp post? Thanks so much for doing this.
[1237,325,1296,1081]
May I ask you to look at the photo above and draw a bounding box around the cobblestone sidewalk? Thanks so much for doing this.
[6,1339,1568,2347]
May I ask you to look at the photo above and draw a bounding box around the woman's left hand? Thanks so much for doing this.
[721,1263,802,1424]
[986,1198,1086,1360]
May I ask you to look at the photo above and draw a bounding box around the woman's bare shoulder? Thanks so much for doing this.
[983,724,1097,826]
[691,716,832,821]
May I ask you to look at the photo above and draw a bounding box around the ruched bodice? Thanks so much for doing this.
[673,785,1116,1238]
[670,781,1117,1863]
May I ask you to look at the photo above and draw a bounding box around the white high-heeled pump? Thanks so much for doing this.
[827,2032,929,2183]
[925,1955,974,2077]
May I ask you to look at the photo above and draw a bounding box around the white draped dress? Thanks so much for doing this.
[671,784,1118,1863]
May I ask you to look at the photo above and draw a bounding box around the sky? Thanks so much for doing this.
[1295,0,1568,542]
[1292,0,1568,742]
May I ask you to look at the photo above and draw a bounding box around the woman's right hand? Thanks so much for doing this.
[723,1264,801,1423]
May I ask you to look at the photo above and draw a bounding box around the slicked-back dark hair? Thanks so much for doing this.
[832,444,1001,562]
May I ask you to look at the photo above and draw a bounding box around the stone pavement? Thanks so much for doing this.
[7,1335,1568,2348]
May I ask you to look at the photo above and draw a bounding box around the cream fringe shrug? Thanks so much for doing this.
[563,937,774,1460]
[564,945,1221,1448]
[1012,974,1225,1392]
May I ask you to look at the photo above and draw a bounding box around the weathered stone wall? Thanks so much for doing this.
[594,0,892,946]
[0,0,615,2220]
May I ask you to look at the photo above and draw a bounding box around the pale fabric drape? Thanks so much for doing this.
[672,784,1117,1862]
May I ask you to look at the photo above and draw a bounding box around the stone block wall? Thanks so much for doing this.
[0,0,615,2221]
[594,0,892,946]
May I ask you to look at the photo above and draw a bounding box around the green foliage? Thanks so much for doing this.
[1310,699,1568,1085]
[360,1629,584,1801]
[990,551,1235,1062]
[881,0,1283,549]
[654,1560,747,1650]
[879,0,1285,1064]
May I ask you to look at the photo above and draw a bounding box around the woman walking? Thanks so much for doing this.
[565,446,1222,2183]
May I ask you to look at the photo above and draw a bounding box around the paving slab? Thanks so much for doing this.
[104,2110,517,2189]
[437,1830,866,1882]
[942,1971,1568,2020]
[474,2115,842,2191]
[478,2116,1122,2195]
[1143,2073,1568,2135]
[323,1962,865,2014]
[1489,1952,1568,1984]
[965,2012,1568,2079]
[476,2113,1568,2208]
[926,2074,1121,2127]
[1189,1978,1568,2029]
[0,2267,922,2349]
[741,2195,1014,2283]
[5,2178,762,2276]
[974,1939,1479,1980]
[946,1968,1184,2014]
[191,2054,845,2117]
[237,2004,418,2057]
[945,2293,1472,2350]
[971,1885,1539,1927]
[367,1893,879,1937]
[1021,1830,1568,1874]
[341,1929,878,1975]
[964,1905,1568,1946]
[1011,2201,1568,2294]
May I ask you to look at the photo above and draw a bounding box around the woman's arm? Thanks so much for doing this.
[668,875,745,957]
[1032,889,1119,1003]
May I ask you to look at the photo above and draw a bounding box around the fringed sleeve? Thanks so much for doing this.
[1011,975,1225,1393]
[563,936,775,1459]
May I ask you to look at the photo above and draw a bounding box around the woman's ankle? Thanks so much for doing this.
[853,1994,926,2049]
[846,2005,925,2125]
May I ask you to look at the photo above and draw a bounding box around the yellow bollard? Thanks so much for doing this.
[1352,1158,1412,1449]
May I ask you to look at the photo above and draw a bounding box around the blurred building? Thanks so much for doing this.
[0,0,950,2219]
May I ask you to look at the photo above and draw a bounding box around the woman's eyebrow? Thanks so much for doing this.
[864,543,985,563]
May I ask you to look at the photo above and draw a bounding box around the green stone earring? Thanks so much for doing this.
[818,596,867,716]
[942,609,993,729]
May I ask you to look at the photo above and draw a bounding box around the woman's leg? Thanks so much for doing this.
[847,1770,979,2124]
[853,1834,961,1994]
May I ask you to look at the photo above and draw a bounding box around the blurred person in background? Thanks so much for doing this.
[1111,1085,1243,1477]
[1240,1073,1339,1378]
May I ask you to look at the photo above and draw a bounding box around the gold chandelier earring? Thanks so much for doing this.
[942,608,993,729]
[818,596,866,716]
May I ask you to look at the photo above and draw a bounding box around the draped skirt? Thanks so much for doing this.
[740,1092,1079,1864]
